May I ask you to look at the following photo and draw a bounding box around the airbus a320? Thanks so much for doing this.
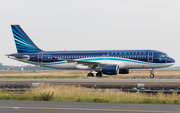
[7,25,175,78]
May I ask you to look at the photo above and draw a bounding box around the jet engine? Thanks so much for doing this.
[119,69,130,74]
[101,65,119,75]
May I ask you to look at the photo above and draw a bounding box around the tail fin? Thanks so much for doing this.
[11,25,42,53]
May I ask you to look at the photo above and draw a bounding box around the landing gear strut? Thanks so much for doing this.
[96,72,102,77]
[150,68,154,78]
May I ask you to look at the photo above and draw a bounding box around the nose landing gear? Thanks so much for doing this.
[150,68,154,78]
[150,74,154,78]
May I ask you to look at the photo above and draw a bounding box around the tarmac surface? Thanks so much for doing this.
[0,78,180,112]
[0,100,180,113]
[0,78,180,83]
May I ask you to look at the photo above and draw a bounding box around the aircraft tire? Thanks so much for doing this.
[150,74,154,78]
[96,72,102,77]
[87,73,94,77]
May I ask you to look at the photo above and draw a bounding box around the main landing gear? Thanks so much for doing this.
[87,73,94,77]
[150,68,154,78]
[96,72,102,77]
[87,72,103,77]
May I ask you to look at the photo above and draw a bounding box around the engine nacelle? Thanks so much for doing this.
[101,65,119,75]
[119,69,130,74]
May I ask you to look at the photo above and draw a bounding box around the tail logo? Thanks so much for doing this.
[11,25,41,53]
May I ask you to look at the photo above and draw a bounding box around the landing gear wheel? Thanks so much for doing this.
[87,73,94,77]
[150,74,154,78]
[96,72,102,77]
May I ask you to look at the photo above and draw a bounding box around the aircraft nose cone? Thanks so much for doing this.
[169,58,175,63]
[172,58,175,63]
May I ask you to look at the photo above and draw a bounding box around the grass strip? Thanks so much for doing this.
[0,70,180,79]
[0,84,180,104]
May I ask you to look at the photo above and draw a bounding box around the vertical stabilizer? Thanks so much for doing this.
[11,25,42,53]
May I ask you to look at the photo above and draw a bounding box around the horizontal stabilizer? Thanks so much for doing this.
[5,54,30,59]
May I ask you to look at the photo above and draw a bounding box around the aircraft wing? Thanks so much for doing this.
[58,59,104,69]
[59,59,101,65]
[58,58,125,69]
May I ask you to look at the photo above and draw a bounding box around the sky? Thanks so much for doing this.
[0,0,180,66]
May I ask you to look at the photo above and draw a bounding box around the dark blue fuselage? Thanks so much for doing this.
[11,50,175,64]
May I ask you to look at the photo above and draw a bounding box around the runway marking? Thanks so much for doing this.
[12,107,19,109]
[0,106,180,113]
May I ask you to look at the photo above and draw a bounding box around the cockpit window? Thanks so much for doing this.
[159,54,168,57]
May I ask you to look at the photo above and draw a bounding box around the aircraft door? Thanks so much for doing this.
[38,53,43,63]
[148,51,153,61]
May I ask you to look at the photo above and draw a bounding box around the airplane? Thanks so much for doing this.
[7,25,175,78]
